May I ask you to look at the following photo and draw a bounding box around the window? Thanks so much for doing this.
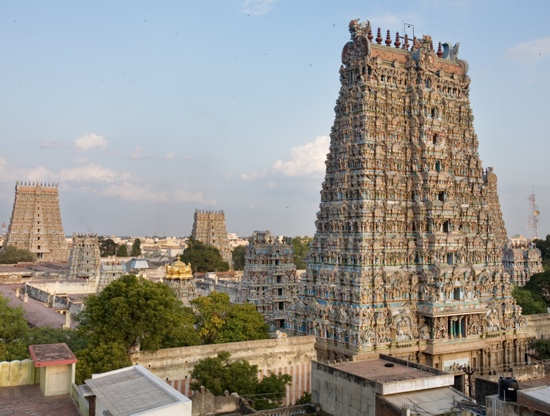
[276,276,282,284]
[278,288,283,296]
[279,302,284,310]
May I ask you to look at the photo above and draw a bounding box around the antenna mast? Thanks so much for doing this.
[527,189,540,240]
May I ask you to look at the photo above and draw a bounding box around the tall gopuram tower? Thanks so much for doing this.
[5,181,69,262]
[291,19,528,372]
[238,231,298,332]
[191,210,232,267]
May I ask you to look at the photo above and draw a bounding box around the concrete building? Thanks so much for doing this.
[5,181,68,262]
[28,343,77,397]
[81,364,192,416]
[191,210,232,267]
[292,18,530,372]
[312,355,475,416]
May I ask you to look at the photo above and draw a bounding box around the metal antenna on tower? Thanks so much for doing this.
[527,189,540,240]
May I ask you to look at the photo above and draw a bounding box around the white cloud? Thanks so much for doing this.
[242,136,329,181]
[503,38,550,65]
[74,133,108,151]
[164,152,175,160]
[272,136,329,177]
[59,163,127,183]
[240,0,275,15]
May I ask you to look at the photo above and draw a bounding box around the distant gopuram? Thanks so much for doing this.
[68,233,100,280]
[191,210,232,267]
[5,181,69,262]
[291,19,528,371]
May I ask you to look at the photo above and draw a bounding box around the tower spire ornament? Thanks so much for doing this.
[291,19,528,370]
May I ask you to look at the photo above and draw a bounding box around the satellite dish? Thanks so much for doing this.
[534,210,540,217]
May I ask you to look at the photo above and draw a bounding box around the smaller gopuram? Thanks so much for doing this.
[503,235,543,287]
[191,209,232,267]
[5,181,68,262]
[165,259,196,306]
[68,233,100,280]
[238,231,298,332]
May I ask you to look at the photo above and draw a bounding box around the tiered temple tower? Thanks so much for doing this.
[292,19,528,372]
[238,231,298,332]
[191,210,232,267]
[503,235,543,287]
[5,181,68,262]
[68,233,100,280]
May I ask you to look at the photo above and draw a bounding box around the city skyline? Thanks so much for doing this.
[1,1,549,238]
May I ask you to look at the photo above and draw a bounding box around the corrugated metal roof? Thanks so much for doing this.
[380,387,473,415]
[85,365,186,416]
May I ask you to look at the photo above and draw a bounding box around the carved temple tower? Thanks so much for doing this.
[191,210,232,267]
[5,181,69,262]
[292,20,529,372]
[68,233,100,280]
[238,231,298,332]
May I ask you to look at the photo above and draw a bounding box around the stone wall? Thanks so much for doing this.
[525,313,550,339]
[131,336,316,406]
[190,387,240,416]
[0,359,37,387]
[25,282,86,315]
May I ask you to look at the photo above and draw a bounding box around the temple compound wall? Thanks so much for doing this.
[191,209,232,267]
[291,18,530,375]
[68,233,100,280]
[238,231,298,332]
[129,335,316,406]
[5,181,68,262]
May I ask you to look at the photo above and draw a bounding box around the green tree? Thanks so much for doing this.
[0,245,36,264]
[534,235,550,271]
[116,244,128,257]
[181,238,229,272]
[75,342,131,384]
[232,245,246,271]
[216,303,269,344]
[524,271,550,306]
[191,292,269,344]
[255,372,292,410]
[78,275,199,353]
[0,294,30,361]
[291,236,312,269]
[131,239,142,257]
[98,237,118,257]
[512,286,547,315]
[529,338,550,360]
[190,351,291,410]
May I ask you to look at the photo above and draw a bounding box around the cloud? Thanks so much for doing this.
[503,38,550,65]
[59,163,128,183]
[272,136,329,177]
[101,182,216,204]
[242,136,329,181]
[164,152,175,160]
[74,133,108,151]
[40,140,69,149]
[240,0,276,15]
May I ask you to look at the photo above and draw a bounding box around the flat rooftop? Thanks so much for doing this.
[335,359,436,383]
[0,385,79,416]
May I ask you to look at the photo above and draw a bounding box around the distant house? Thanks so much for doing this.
[81,364,191,416]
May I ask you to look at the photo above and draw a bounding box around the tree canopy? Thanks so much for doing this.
[131,239,142,257]
[291,236,312,269]
[232,245,246,271]
[534,235,550,271]
[191,292,269,344]
[513,270,550,314]
[98,237,118,257]
[116,244,128,257]
[180,238,229,273]
[75,274,200,382]
[190,351,291,410]
[0,245,36,264]
[0,294,30,360]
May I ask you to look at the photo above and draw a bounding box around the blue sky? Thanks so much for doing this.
[1,0,549,238]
